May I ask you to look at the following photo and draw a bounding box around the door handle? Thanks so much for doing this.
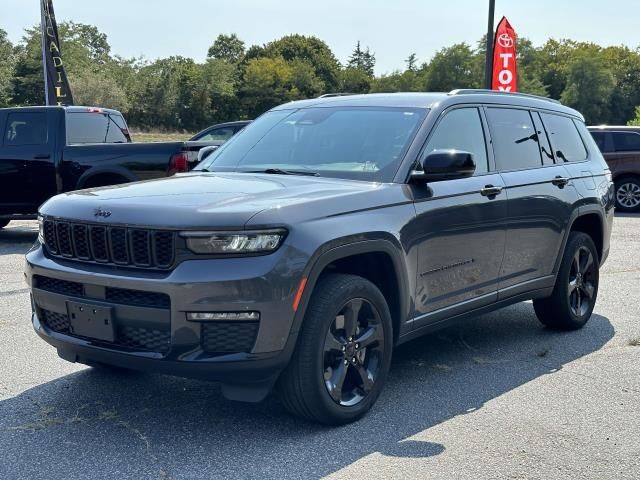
[551,176,570,188]
[33,153,51,160]
[480,185,503,198]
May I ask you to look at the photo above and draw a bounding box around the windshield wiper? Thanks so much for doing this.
[248,168,320,177]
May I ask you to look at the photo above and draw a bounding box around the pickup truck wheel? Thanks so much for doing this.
[0,220,9,229]
[614,176,640,212]
[278,273,393,425]
[533,232,599,330]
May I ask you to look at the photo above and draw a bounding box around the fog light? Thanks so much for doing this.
[187,312,260,321]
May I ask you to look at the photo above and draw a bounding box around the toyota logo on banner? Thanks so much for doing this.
[492,17,517,92]
[497,33,514,48]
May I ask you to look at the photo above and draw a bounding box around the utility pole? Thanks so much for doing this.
[484,0,496,89]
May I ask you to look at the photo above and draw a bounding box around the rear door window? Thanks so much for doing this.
[486,108,542,171]
[540,113,588,162]
[424,107,489,174]
[4,112,48,146]
[590,131,606,152]
[105,114,130,143]
[66,112,109,144]
[611,131,640,152]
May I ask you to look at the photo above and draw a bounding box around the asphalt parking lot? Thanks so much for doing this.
[0,217,638,480]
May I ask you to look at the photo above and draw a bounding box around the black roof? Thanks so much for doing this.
[273,90,583,120]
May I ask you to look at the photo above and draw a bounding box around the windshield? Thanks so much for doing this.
[196,106,427,182]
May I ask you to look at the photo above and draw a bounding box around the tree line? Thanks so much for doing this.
[1,23,640,131]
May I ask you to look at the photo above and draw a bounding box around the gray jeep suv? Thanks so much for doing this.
[25,90,614,425]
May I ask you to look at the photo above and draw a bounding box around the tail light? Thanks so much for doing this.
[167,152,189,176]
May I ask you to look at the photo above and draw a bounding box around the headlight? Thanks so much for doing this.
[37,215,44,244]
[181,230,286,255]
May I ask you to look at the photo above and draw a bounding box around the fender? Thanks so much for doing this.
[75,166,138,190]
[288,236,411,345]
[552,205,605,274]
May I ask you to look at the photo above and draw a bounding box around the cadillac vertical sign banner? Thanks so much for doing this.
[491,16,517,92]
[40,0,74,105]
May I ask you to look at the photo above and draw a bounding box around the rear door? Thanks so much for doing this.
[410,106,507,324]
[0,109,56,214]
[487,107,579,297]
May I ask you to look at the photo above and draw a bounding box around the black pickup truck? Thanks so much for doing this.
[0,106,221,228]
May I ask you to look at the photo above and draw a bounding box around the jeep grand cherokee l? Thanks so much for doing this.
[25,90,614,425]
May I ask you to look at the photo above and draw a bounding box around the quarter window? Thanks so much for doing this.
[540,113,588,162]
[611,131,640,152]
[486,108,542,171]
[424,108,489,175]
[4,112,48,146]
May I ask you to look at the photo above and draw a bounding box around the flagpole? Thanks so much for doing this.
[484,0,496,89]
[40,0,50,106]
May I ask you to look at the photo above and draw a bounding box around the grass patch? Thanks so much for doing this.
[130,131,193,143]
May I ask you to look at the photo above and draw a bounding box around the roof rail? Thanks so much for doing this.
[448,89,561,104]
[317,93,357,98]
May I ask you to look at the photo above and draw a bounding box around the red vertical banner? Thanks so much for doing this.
[491,16,517,92]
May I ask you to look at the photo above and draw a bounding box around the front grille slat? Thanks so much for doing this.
[41,218,175,270]
[72,225,91,260]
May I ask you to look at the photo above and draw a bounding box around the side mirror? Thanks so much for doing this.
[197,145,220,163]
[411,149,476,182]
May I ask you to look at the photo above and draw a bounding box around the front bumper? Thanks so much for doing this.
[25,245,307,400]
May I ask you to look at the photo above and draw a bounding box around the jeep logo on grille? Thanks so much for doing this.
[94,207,112,219]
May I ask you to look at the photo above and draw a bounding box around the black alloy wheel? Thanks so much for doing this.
[278,273,393,425]
[323,298,385,407]
[533,231,599,330]
[567,246,597,318]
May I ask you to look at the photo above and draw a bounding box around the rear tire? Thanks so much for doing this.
[278,274,393,425]
[533,232,599,330]
[614,176,640,212]
[0,220,9,229]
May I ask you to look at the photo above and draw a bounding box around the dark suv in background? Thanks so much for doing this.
[25,90,614,425]
[589,126,640,212]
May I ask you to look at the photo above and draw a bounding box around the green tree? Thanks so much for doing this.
[250,35,341,92]
[627,106,640,126]
[560,52,615,123]
[425,43,481,91]
[0,29,15,107]
[70,70,129,111]
[240,56,294,118]
[207,33,245,63]
[347,41,376,77]
[405,53,418,72]
[338,67,371,93]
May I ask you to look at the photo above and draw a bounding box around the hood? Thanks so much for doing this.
[40,172,408,229]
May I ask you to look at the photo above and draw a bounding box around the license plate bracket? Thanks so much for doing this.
[66,301,115,342]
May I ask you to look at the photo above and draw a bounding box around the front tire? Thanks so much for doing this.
[614,176,640,212]
[533,232,599,330]
[278,274,393,425]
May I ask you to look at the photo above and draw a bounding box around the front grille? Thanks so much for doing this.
[201,322,259,354]
[42,219,176,270]
[40,309,170,354]
[42,310,70,333]
[105,287,170,309]
[35,276,84,296]
[34,275,170,310]
[117,326,170,353]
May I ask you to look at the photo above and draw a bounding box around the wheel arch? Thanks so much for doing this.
[554,207,605,273]
[291,238,411,345]
[76,167,138,189]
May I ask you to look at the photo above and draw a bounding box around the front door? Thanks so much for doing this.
[409,107,507,326]
[0,110,54,214]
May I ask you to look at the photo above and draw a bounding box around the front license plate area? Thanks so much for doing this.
[67,301,115,342]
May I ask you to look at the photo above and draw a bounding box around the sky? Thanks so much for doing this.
[1,0,639,74]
